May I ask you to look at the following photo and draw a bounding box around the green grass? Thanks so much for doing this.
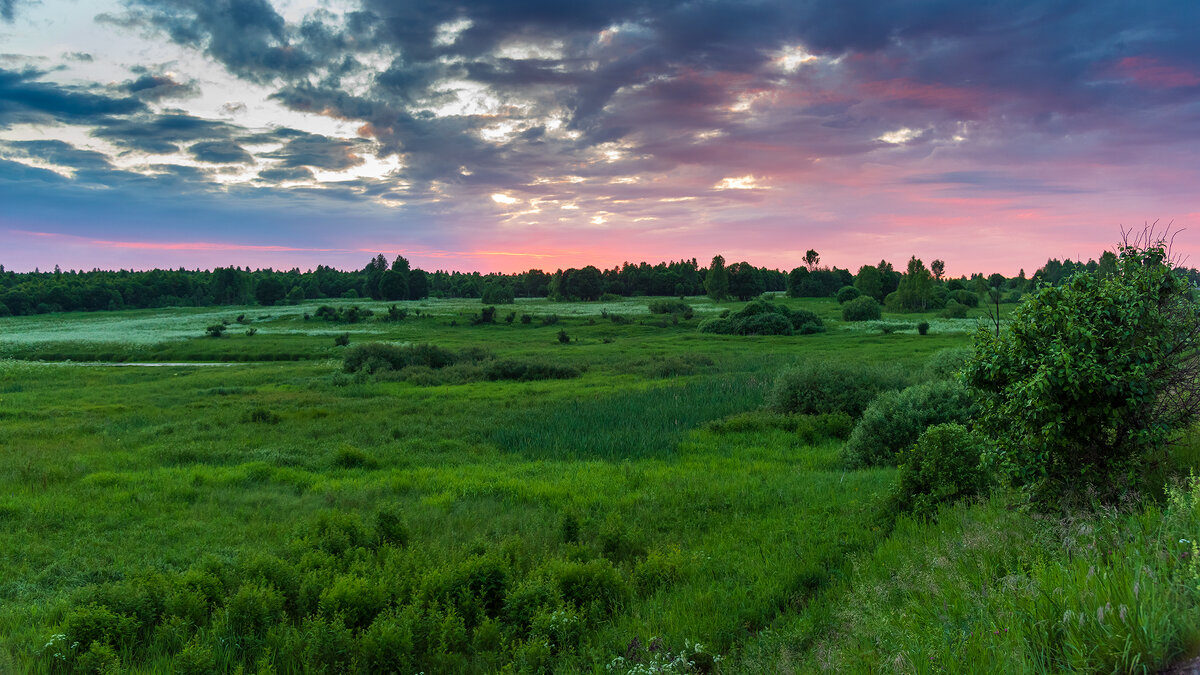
[0,295,1194,674]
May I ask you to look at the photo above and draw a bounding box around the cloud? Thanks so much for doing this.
[2,139,114,171]
[259,131,366,170]
[257,165,313,182]
[91,113,238,154]
[1,0,14,22]
[122,73,201,101]
[189,140,254,164]
[0,67,145,128]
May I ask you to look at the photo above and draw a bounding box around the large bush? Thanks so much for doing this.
[769,360,909,417]
[343,342,459,373]
[842,380,976,468]
[841,296,881,322]
[966,237,1200,497]
[887,423,990,517]
[699,300,824,336]
[835,285,862,304]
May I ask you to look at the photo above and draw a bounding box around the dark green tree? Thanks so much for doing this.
[704,255,730,301]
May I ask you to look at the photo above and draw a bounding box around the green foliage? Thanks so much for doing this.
[887,423,989,517]
[835,285,862,304]
[343,342,460,372]
[557,328,570,343]
[480,283,515,305]
[704,255,730,300]
[917,321,929,335]
[887,256,935,311]
[205,324,225,338]
[966,238,1200,496]
[923,347,972,380]
[840,296,881,322]
[697,300,824,336]
[648,299,692,314]
[842,379,977,468]
[333,332,350,347]
[769,359,908,417]
[940,299,969,318]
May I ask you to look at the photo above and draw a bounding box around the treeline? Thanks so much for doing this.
[0,250,1193,317]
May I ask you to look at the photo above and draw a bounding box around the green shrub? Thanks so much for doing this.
[481,284,515,305]
[648,299,691,314]
[836,285,862,303]
[483,359,580,381]
[888,423,989,517]
[697,300,824,336]
[60,603,140,653]
[923,347,972,380]
[940,300,968,318]
[557,329,570,343]
[219,582,285,638]
[332,445,378,469]
[520,313,532,324]
[319,575,388,629]
[333,332,350,347]
[769,360,908,417]
[550,559,628,615]
[375,507,409,547]
[842,380,977,468]
[917,321,929,335]
[205,324,225,338]
[599,292,624,302]
[541,314,560,326]
[841,296,881,321]
[966,238,1200,498]
[173,640,216,675]
[949,289,979,307]
[343,342,459,373]
[359,609,419,674]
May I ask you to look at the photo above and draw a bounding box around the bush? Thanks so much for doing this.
[697,300,824,336]
[836,285,862,304]
[557,329,570,344]
[842,379,977,468]
[949,289,979,307]
[343,343,459,373]
[841,296,881,321]
[205,324,225,338]
[917,321,929,335]
[940,300,969,318]
[648,299,691,314]
[520,313,532,324]
[924,347,972,380]
[769,360,909,417]
[481,284,515,305]
[333,333,350,347]
[888,423,989,517]
[966,237,1200,498]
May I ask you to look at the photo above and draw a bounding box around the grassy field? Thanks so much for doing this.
[1,295,1196,673]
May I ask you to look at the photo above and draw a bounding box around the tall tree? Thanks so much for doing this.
[804,249,820,269]
[705,255,730,300]
[931,259,945,281]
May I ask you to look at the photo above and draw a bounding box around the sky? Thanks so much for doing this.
[1,0,1199,276]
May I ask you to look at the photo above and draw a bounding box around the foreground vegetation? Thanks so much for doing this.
[1,274,1198,672]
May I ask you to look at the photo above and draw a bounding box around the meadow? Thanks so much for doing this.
[1,294,1197,673]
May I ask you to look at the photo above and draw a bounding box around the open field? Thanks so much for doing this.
[1,295,1198,673]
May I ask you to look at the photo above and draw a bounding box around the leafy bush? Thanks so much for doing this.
[333,332,350,347]
[205,324,225,338]
[917,321,929,335]
[966,237,1200,497]
[949,289,979,307]
[842,380,977,468]
[836,285,862,304]
[841,296,881,321]
[481,284,515,305]
[343,342,459,373]
[940,300,968,318]
[557,329,570,343]
[923,347,972,380]
[520,313,532,324]
[888,423,989,517]
[697,300,824,336]
[769,360,908,417]
[648,299,691,314]
[483,359,580,381]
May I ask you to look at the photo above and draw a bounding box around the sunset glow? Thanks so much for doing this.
[2,1,1199,274]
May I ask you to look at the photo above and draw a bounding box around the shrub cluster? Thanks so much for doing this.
[313,305,375,323]
[887,423,990,517]
[841,380,977,468]
[768,360,909,417]
[647,299,692,315]
[343,343,580,384]
[835,285,862,304]
[33,509,703,674]
[841,296,881,322]
[698,300,824,336]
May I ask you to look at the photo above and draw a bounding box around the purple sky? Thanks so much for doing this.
[2,0,1199,276]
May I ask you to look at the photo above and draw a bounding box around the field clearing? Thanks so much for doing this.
[6,294,1185,674]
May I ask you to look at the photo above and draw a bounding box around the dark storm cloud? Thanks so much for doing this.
[0,68,146,128]
[1,0,15,22]
[91,113,238,154]
[189,140,253,164]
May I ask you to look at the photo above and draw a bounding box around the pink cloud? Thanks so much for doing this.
[1113,56,1200,89]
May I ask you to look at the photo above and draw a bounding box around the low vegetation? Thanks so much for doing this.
[2,236,1199,673]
